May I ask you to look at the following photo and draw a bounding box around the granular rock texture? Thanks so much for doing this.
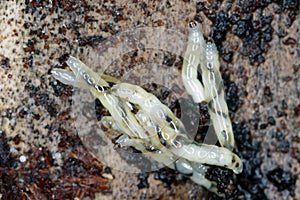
[0,0,299,199]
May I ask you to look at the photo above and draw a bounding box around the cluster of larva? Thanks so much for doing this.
[51,21,242,195]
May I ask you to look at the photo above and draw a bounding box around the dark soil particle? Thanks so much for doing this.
[221,65,242,112]
[194,102,210,143]
[294,104,300,117]
[232,121,268,200]
[210,11,231,46]
[259,123,268,129]
[267,168,296,195]
[162,52,177,67]
[154,168,186,188]
[137,172,149,189]
[205,167,238,199]
[267,116,276,126]
[263,86,273,102]
[196,0,299,65]
[278,139,290,153]
[25,82,60,117]
[94,98,110,121]
[50,80,73,100]
[0,56,11,70]
[142,83,171,102]
[225,82,240,112]
[25,0,85,12]
[220,50,233,62]
[0,131,109,199]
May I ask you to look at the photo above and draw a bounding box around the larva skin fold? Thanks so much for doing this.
[51,21,243,195]
[182,21,235,151]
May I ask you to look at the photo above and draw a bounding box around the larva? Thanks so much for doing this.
[181,21,235,150]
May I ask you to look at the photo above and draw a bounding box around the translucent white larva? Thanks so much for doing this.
[181,21,207,103]
[181,21,235,150]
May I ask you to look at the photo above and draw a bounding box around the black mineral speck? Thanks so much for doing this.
[196,2,205,13]
[267,116,276,126]
[221,51,233,62]
[104,167,112,174]
[50,80,73,98]
[267,168,296,195]
[283,37,297,45]
[225,82,240,112]
[233,122,267,199]
[263,86,273,102]
[162,52,176,67]
[137,172,149,189]
[210,11,230,46]
[25,82,59,117]
[278,139,290,153]
[281,99,288,109]
[205,167,236,198]
[94,98,109,121]
[277,109,287,117]
[294,104,300,116]
[260,123,268,129]
[0,56,10,70]
[154,168,182,188]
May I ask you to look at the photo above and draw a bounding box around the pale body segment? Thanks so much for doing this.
[182,21,235,150]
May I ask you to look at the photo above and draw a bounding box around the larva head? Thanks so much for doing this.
[188,20,202,34]
[188,20,198,29]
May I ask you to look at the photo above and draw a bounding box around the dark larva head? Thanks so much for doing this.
[189,20,198,29]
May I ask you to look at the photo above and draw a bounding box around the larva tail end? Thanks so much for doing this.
[51,68,76,85]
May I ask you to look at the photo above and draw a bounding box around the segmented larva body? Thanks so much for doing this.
[181,21,235,150]
[205,42,217,71]
[181,21,207,103]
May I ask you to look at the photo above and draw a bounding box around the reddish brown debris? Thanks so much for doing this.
[0,133,110,200]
